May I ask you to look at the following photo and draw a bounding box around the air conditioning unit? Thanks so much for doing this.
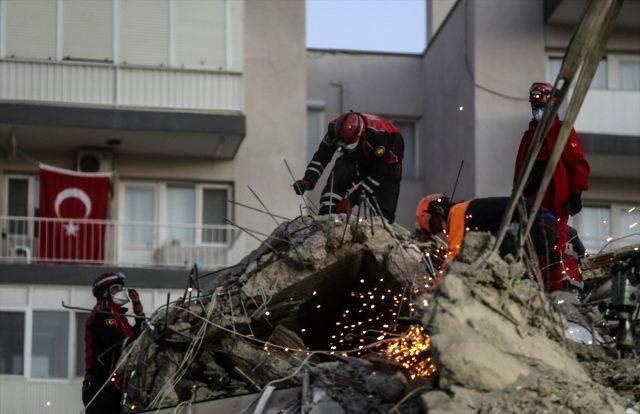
[76,149,114,173]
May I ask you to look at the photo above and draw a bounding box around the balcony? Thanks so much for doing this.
[573,89,640,137]
[0,216,246,270]
[0,58,244,112]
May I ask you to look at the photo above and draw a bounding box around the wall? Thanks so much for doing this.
[236,0,307,245]
[426,0,458,39]
[421,0,476,202]
[306,50,423,228]
[473,0,545,197]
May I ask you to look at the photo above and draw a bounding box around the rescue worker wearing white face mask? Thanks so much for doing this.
[82,272,145,413]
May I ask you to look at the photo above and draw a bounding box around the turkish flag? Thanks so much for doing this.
[38,164,111,263]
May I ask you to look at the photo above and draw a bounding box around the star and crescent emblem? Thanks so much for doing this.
[54,188,93,236]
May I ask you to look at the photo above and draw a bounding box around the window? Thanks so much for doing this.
[63,0,114,61]
[31,311,69,379]
[569,206,611,255]
[122,182,231,248]
[166,185,196,245]
[0,311,25,375]
[202,188,228,244]
[615,206,640,248]
[75,312,89,378]
[124,186,157,248]
[548,57,608,89]
[620,60,640,91]
[6,175,39,236]
[307,107,325,162]
[391,120,418,178]
[570,204,640,254]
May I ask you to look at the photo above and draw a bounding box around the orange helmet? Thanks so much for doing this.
[416,193,446,233]
[529,82,553,105]
[334,112,365,150]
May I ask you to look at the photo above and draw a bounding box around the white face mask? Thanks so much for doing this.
[532,107,545,122]
[111,290,130,306]
[341,140,359,153]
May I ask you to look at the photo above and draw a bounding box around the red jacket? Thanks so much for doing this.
[514,118,590,213]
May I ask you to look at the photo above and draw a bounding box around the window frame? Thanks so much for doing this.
[570,202,640,255]
[387,117,421,179]
[118,180,233,247]
[546,54,610,90]
[2,173,40,251]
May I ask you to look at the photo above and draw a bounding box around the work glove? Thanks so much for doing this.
[293,179,313,195]
[566,192,582,216]
[128,289,144,315]
[336,198,353,215]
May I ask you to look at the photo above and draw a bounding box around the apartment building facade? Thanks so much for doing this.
[0,1,306,412]
[307,0,640,253]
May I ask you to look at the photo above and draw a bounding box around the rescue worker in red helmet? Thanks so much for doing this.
[416,195,558,268]
[82,272,145,413]
[514,82,590,291]
[294,111,404,222]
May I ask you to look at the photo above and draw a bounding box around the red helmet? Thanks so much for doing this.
[334,112,364,150]
[416,193,446,233]
[529,82,553,105]
[93,271,126,298]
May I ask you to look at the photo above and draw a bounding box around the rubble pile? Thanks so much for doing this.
[123,214,432,411]
[420,232,640,414]
[121,216,640,413]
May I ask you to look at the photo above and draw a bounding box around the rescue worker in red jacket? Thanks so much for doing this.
[514,82,590,290]
[82,272,145,414]
[294,111,404,223]
[416,195,558,267]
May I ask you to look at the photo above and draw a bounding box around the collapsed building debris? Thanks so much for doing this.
[116,214,639,413]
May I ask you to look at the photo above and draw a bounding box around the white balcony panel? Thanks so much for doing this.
[117,67,243,111]
[0,59,244,112]
[0,60,113,105]
[573,89,640,136]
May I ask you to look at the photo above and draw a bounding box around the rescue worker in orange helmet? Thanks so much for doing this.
[514,82,590,291]
[294,111,404,223]
[416,195,558,267]
[82,272,145,414]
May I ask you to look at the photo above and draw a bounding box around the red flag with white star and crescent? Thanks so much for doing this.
[38,164,111,263]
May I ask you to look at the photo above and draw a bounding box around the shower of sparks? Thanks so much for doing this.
[379,324,436,379]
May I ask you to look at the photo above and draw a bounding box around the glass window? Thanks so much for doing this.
[0,311,25,375]
[548,58,607,89]
[393,121,417,178]
[31,311,69,378]
[620,60,640,91]
[569,206,611,255]
[614,206,640,248]
[75,312,89,378]
[8,178,29,235]
[307,108,325,162]
[202,188,228,243]
[124,186,156,247]
[166,185,196,245]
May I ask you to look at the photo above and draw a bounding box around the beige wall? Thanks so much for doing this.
[473,0,545,198]
[236,0,307,246]
[421,0,476,202]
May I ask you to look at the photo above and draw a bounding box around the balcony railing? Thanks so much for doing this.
[0,216,246,270]
[0,58,244,112]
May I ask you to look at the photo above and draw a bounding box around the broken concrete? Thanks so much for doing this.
[121,216,639,413]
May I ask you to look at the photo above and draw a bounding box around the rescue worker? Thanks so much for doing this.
[294,111,404,223]
[416,194,558,267]
[82,272,145,413]
[514,82,590,290]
